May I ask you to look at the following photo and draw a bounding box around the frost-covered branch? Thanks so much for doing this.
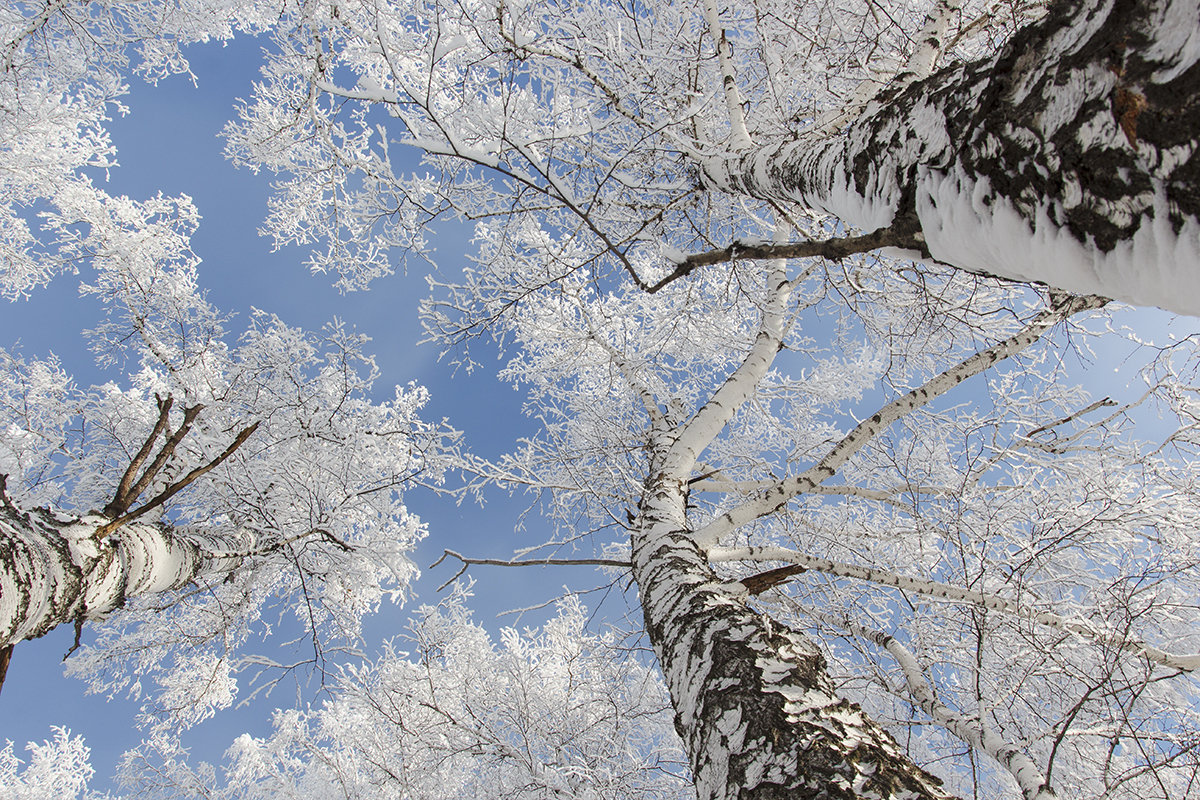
[430,549,630,591]
[819,610,1057,800]
[716,0,1200,314]
[96,412,260,539]
[710,545,1200,672]
[702,0,753,151]
[693,294,1106,546]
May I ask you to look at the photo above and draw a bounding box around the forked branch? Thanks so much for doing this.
[95,416,261,538]
[104,393,176,518]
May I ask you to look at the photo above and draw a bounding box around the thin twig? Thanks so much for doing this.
[431,549,631,592]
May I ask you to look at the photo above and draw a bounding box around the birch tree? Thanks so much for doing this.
[8,0,1200,797]
[0,2,456,725]
[0,222,452,728]
[227,0,1200,314]
[220,0,1200,797]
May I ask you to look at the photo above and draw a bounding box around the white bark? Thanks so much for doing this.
[0,496,236,648]
[632,473,955,800]
[712,0,1200,315]
[702,0,753,151]
[823,612,1057,800]
[693,294,1105,547]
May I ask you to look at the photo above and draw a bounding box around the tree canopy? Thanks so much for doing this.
[2,0,1200,798]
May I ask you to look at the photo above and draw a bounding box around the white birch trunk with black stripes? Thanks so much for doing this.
[0,500,232,649]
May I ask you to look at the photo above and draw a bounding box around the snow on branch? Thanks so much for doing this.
[816,609,1057,800]
[692,293,1107,546]
[430,548,630,592]
[95,398,260,539]
[668,230,801,472]
[709,545,1200,672]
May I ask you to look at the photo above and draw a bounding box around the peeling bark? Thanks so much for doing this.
[632,474,954,800]
[714,0,1200,314]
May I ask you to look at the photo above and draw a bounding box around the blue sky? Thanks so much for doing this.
[0,33,624,790]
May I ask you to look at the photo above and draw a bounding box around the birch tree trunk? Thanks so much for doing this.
[0,495,227,650]
[631,470,955,800]
[712,0,1200,315]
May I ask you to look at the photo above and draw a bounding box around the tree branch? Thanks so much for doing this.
[668,228,804,474]
[647,222,923,293]
[116,402,206,518]
[815,609,1057,800]
[692,293,1107,546]
[710,545,1200,672]
[95,420,260,538]
[104,394,175,519]
[431,548,630,592]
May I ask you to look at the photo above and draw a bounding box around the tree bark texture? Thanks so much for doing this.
[0,499,220,649]
[632,473,954,800]
[715,0,1200,315]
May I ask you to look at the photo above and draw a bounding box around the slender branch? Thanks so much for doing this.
[3,0,70,73]
[119,402,206,515]
[668,227,799,473]
[692,294,1107,546]
[709,545,1200,672]
[583,326,667,431]
[431,548,630,592]
[815,609,1057,799]
[902,0,967,82]
[702,0,753,150]
[104,394,174,518]
[809,0,964,137]
[206,526,352,560]
[1024,396,1117,438]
